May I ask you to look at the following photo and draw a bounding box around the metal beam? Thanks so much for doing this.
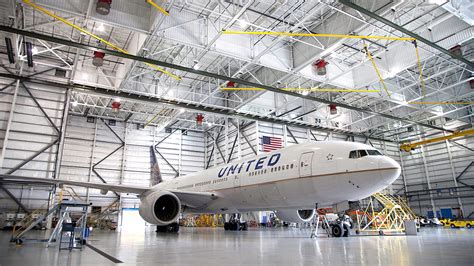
[0,72,394,143]
[286,126,299,144]
[230,120,257,155]
[227,133,239,163]
[0,26,450,134]
[339,0,474,68]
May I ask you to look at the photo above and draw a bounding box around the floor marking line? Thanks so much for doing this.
[86,243,124,264]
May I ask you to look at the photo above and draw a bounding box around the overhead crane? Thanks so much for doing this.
[400,128,474,152]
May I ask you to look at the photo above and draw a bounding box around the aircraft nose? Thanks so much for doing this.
[378,156,401,184]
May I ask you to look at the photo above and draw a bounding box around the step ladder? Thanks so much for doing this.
[310,211,332,238]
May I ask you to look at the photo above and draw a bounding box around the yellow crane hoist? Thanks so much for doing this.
[400,128,474,152]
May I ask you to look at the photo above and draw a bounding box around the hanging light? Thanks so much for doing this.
[111,98,121,112]
[96,0,112,15]
[196,114,204,126]
[329,104,337,115]
[92,51,105,67]
[312,59,328,76]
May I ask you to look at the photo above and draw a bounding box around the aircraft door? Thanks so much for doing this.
[299,152,314,177]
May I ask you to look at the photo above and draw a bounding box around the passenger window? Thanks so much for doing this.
[290,164,293,169]
[286,165,289,170]
[360,150,368,157]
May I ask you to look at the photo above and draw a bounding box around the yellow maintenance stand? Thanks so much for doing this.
[356,192,418,235]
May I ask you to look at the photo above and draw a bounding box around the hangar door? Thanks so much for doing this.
[299,152,314,177]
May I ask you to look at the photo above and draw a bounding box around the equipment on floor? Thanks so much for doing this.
[444,219,473,229]
[355,192,418,235]
[224,214,248,231]
[11,201,91,248]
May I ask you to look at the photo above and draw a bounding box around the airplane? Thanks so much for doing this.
[0,141,400,237]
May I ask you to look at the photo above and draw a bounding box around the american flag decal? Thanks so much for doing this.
[262,136,283,152]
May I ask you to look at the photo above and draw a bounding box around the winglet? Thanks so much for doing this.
[150,146,163,186]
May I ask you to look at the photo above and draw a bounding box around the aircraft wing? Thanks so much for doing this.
[0,174,149,194]
[168,189,218,210]
[0,174,218,210]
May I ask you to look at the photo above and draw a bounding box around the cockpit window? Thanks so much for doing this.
[349,149,378,159]
[367,150,382,156]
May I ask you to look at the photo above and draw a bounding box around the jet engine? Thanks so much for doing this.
[139,191,181,225]
[275,209,315,223]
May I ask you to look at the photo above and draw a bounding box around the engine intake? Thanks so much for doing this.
[275,209,315,223]
[139,191,181,225]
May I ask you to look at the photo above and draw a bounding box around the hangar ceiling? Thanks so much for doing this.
[0,0,472,143]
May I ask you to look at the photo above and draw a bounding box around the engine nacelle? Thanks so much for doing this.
[275,209,315,223]
[139,191,181,225]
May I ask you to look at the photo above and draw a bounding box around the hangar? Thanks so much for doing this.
[0,0,473,265]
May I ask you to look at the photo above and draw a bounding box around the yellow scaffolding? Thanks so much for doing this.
[356,192,418,235]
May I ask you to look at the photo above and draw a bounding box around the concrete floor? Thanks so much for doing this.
[0,227,473,265]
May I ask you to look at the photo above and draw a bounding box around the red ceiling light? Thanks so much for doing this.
[470,79,474,90]
[313,59,328,76]
[196,114,204,126]
[92,51,105,67]
[111,98,121,112]
[96,0,112,15]
[329,104,337,115]
[227,81,235,87]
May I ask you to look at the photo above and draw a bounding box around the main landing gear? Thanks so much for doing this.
[156,222,179,233]
[224,214,248,231]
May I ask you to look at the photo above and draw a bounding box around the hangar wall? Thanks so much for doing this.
[0,81,66,211]
[399,126,474,218]
[0,81,206,211]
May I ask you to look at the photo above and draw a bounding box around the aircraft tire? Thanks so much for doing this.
[343,224,350,237]
[331,223,343,237]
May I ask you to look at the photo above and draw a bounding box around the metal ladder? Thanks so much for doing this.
[310,212,332,238]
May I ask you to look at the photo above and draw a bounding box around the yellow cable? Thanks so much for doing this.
[364,44,391,98]
[147,0,170,15]
[222,30,415,41]
[221,87,380,92]
[144,109,167,128]
[22,0,180,80]
[409,101,474,105]
[414,41,426,99]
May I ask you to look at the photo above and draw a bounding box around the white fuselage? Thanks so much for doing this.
[155,141,401,213]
